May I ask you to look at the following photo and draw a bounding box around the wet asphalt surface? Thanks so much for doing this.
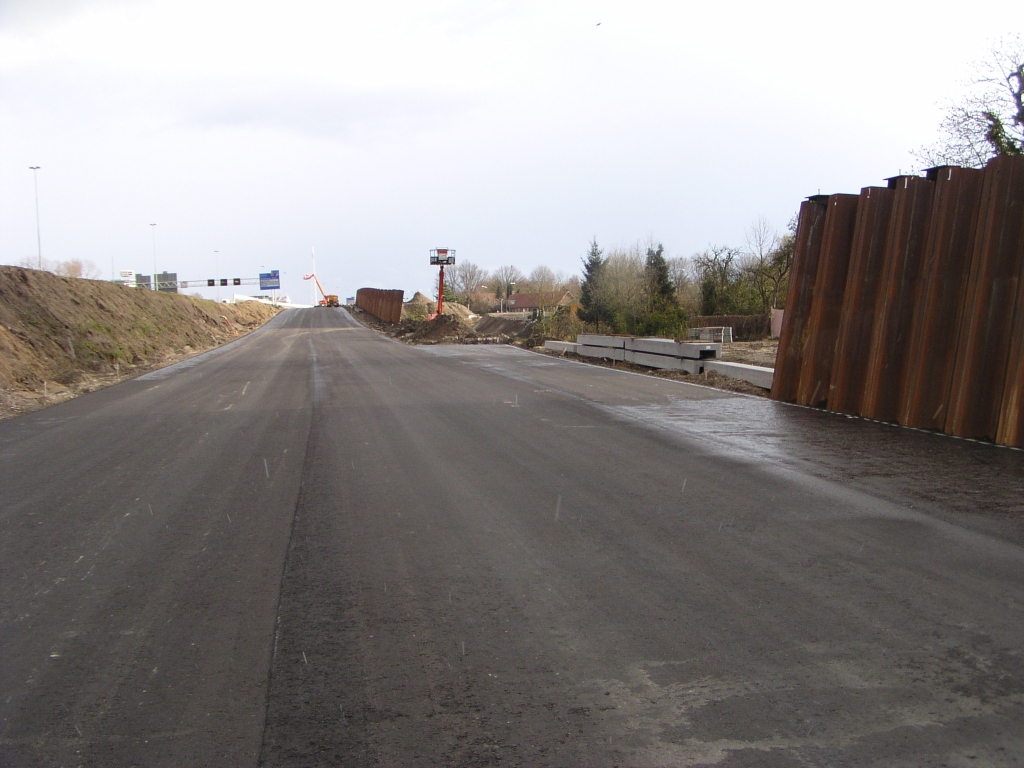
[2,307,1023,767]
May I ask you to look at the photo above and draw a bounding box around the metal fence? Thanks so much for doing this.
[355,288,404,324]
[771,155,1024,448]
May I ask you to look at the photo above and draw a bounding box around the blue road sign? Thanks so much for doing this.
[260,270,280,290]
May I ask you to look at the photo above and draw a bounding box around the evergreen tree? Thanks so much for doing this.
[441,275,457,304]
[578,238,605,326]
[642,242,687,337]
[645,243,676,311]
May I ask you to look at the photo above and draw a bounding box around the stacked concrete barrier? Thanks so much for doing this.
[356,288,404,324]
[545,334,775,389]
[771,155,1024,448]
[572,334,720,372]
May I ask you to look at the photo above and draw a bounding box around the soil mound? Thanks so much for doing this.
[0,266,279,418]
[440,301,476,321]
[402,292,435,321]
[474,314,533,336]
[401,293,476,323]
[406,313,477,343]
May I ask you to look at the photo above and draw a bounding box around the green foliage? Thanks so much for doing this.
[638,243,687,337]
[578,238,610,328]
[693,246,754,315]
[531,304,584,343]
[637,307,687,338]
[984,109,1024,156]
[645,243,676,310]
[442,278,456,304]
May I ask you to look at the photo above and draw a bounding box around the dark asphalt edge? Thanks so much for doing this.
[525,346,1024,454]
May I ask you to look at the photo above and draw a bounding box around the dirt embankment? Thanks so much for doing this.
[719,339,778,367]
[354,297,530,345]
[0,266,279,420]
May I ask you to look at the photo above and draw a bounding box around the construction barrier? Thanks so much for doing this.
[356,288,404,324]
[771,155,1024,448]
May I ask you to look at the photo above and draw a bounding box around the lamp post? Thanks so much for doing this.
[214,250,220,302]
[29,166,41,269]
[150,223,157,291]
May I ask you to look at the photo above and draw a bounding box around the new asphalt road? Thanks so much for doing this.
[2,308,1023,767]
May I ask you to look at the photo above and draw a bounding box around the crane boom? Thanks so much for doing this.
[303,273,340,307]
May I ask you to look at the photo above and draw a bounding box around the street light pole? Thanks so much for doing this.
[214,250,220,302]
[29,166,41,269]
[150,223,157,291]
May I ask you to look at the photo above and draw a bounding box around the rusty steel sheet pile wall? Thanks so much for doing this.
[771,197,829,403]
[996,160,1024,445]
[829,186,895,415]
[356,288,404,324]
[860,175,935,423]
[795,194,859,408]
[899,166,985,430]
[946,157,1024,441]
[771,155,1024,448]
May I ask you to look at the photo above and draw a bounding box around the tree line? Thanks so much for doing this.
[443,262,580,315]
[16,257,102,279]
[441,215,795,340]
[576,218,794,336]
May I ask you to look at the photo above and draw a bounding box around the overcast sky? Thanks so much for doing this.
[2,0,1021,302]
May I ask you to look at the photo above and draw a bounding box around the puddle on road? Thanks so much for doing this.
[417,344,1024,524]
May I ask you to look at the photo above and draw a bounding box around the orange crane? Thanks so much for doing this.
[303,273,339,307]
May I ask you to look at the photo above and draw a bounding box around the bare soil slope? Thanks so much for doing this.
[0,266,278,418]
[474,314,533,336]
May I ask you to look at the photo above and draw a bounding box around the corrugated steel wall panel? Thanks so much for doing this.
[898,166,985,430]
[770,156,1024,447]
[946,156,1024,440]
[828,186,894,415]
[860,176,935,422]
[991,157,1024,446]
[356,288,405,324]
[770,197,829,403]
[795,194,859,408]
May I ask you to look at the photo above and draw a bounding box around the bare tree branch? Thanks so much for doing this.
[915,36,1024,168]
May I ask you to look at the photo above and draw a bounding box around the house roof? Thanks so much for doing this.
[506,291,574,310]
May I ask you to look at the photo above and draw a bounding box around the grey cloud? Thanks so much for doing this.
[0,0,129,29]
[183,84,479,140]
[1,62,479,143]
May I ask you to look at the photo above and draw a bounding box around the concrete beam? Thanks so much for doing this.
[577,334,627,349]
[625,350,703,373]
[704,361,774,389]
[623,337,721,360]
[544,340,579,354]
[577,345,625,361]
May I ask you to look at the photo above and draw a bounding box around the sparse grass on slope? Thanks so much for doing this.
[0,266,279,418]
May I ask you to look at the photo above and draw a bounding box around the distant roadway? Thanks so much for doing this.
[2,308,1023,766]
